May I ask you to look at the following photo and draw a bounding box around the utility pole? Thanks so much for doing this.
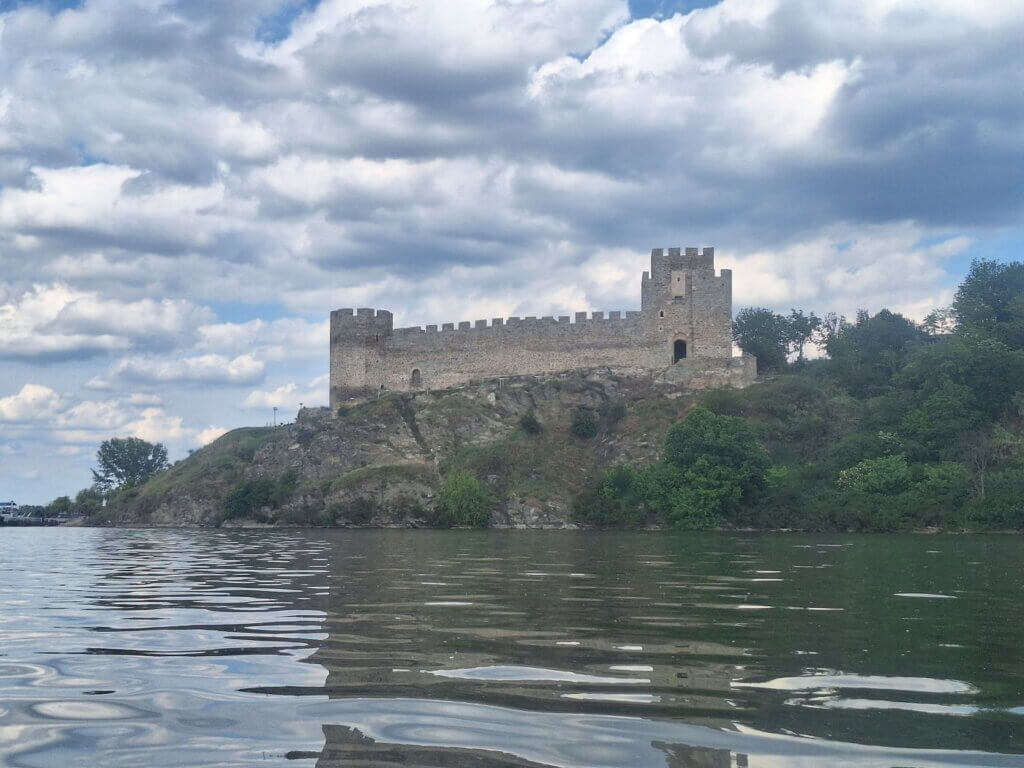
[272,406,277,427]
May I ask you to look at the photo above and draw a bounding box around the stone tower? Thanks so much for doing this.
[640,246,734,362]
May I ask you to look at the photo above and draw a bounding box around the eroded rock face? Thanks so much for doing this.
[111,369,702,528]
[496,497,577,529]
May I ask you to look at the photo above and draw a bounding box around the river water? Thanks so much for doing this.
[1,529,1022,767]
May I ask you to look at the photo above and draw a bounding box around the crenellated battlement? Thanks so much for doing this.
[388,310,644,338]
[329,245,752,407]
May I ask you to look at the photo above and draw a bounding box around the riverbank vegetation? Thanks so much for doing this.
[574,259,1024,531]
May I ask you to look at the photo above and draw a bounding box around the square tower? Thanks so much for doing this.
[641,247,732,360]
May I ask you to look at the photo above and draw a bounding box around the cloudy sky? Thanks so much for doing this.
[2,0,1022,503]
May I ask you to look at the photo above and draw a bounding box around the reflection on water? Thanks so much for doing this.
[1,529,1023,767]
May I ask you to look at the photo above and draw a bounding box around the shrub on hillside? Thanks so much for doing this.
[433,469,493,527]
[571,409,599,439]
[223,469,298,521]
[519,411,543,435]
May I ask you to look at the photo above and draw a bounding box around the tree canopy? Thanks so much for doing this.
[92,437,169,490]
[953,259,1024,349]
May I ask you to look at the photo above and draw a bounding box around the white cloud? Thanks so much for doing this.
[0,284,214,360]
[196,317,326,361]
[120,408,190,444]
[243,374,328,411]
[0,384,65,423]
[196,426,229,446]
[113,354,266,384]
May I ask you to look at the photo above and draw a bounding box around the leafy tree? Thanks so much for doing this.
[664,459,742,528]
[661,407,769,521]
[953,259,1024,349]
[826,310,923,396]
[900,380,984,459]
[785,309,821,362]
[46,495,74,517]
[92,437,169,490]
[74,486,105,517]
[811,311,849,352]
[732,307,789,373]
[922,307,957,336]
[434,469,492,527]
[574,408,769,529]
[898,337,1024,420]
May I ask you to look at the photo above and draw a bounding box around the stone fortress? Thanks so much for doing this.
[330,247,756,409]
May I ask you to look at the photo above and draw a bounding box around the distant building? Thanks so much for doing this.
[330,247,756,409]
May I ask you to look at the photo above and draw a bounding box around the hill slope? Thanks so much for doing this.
[104,369,701,527]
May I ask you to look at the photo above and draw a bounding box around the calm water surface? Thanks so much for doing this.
[1,529,1023,767]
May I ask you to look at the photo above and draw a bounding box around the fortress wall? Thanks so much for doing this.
[328,246,753,408]
[377,313,662,392]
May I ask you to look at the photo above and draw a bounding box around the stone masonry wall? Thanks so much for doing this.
[330,247,753,408]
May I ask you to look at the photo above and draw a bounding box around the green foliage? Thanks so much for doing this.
[518,411,543,434]
[92,437,170,490]
[900,381,984,459]
[663,407,769,497]
[573,257,1024,532]
[574,407,768,529]
[433,469,493,527]
[898,337,1024,421]
[732,308,823,372]
[953,259,1024,349]
[223,469,298,521]
[785,309,821,362]
[571,408,599,439]
[732,307,790,373]
[74,486,105,517]
[46,495,74,517]
[572,465,647,528]
[968,470,1024,529]
[826,310,923,397]
[838,454,911,494]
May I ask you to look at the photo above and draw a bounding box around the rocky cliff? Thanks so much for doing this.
[107,369,702,528]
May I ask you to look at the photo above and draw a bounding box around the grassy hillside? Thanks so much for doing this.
[98,371,701,527]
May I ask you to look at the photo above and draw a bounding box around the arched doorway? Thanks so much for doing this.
[673,339,687,363]
[410,369,422,387]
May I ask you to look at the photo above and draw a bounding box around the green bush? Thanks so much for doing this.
[223,469,299,521]
[571,409,599,439]
[518,411,543,435]
[572,465,647,528]
[573,407,769,530]
[837,454,910,494]
[433,469,493,527]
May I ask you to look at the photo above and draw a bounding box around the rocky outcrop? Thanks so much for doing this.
[109,368,704,527]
